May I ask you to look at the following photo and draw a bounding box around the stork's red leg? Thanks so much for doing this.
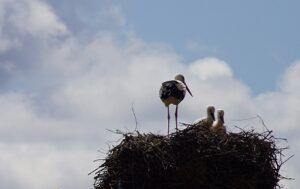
[175,105,178,131]
[167,106,170,136]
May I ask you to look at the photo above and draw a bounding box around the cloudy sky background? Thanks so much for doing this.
[0,0,299,188]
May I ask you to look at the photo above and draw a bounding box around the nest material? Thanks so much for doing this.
[93,124,287,189]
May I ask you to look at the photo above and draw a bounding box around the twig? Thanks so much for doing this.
[281,154,294,166]
[106,129,126,135]
[131,103,138,131]
[256,114,269,131]
[230,115,258,122]
[88,167,100,175]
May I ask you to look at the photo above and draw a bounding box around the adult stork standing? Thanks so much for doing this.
[159,74,193,136]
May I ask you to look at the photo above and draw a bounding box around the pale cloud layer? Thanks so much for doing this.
[0,0,67,52]
[189,58,233,80]
[0,0,299,189]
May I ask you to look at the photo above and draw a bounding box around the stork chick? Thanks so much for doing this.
[193,106,215,128]
[210,110,226,135]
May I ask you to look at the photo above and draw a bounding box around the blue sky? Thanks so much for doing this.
[0,1,299,189]
[120,0,300,93]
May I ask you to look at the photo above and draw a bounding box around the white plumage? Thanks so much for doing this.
[192,106,215,128]
[210,109,226,135]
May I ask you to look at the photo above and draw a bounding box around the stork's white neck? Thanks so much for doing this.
[175,80,185,85]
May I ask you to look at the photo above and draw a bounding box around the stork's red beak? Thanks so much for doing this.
[184,82,193,97]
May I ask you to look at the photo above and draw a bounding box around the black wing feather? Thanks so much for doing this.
[159,80,185,100]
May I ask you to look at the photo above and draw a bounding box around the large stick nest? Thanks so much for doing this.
[93,124,289,189]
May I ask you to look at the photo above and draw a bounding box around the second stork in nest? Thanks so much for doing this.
[192,106,216,128]
[210,109,226,135]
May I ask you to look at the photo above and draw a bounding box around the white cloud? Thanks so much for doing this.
[8,0,68,37]
[254,60,300,133]
[188,58,233,80]
[280,60,300,94]
[0,38,21,52]
[0,0,67,52]
[0,143,96,189]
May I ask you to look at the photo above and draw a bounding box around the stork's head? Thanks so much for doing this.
[217,110,225,123]
[175,74,193,97]
[207,106,215,121]
[174,74,185,82]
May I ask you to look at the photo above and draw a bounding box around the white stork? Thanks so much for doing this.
[192,106,215,128]
[210,109,226,135]
[159,74,193,136]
